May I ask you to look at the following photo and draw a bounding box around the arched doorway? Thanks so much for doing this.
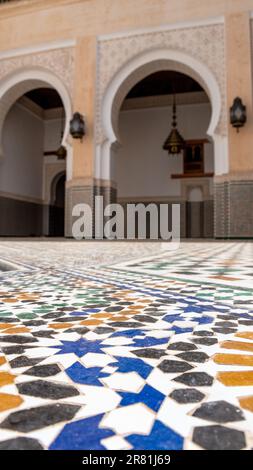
[0,70,71,237]
[49,172,66,237]
[99,50,226,239]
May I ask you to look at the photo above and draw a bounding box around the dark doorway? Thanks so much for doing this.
[49,173,66,237]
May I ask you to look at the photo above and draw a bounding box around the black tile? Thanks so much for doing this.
[51,316,84,323]
[0,335,38,344]
[0,437,44,450]
[25,364,61,377]
[170,388,205,404]
[93,327,115,335]
[65,327,89,334]
[9,356,44,369]
[132,348,167,359]
[212,327,236,334]
[159,359,194,373]
[0,404,80,432]
[174,372,214,387]
[193,331,214,337]
[23,320,46,327]
[214,321,238,327]
[176,351,209,363]
[167,342,197,351]
[17,379,79,399]
[33,331,55,338]
[191,338,218,346]
[143,311,165,317]
[42,312,63,319]
[133,315,157,323]
[192,425,246,450]
[105,306,124,312]
[1,345,35,355]
[192,400,244,423]
[117,302,134,306]
[109,322,144,328]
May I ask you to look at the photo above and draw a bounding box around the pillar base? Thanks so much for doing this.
[215,177,253,238]
[65,179,116,237]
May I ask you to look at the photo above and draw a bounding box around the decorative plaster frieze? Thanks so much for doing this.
[0,47,75,99]
[96,23,227,143]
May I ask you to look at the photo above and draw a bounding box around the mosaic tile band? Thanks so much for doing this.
[0,241,253,450]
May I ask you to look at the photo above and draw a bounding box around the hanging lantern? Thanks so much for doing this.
[55,107,67,160]
[230,97,247,132]
[55,145,67,160]
[163,95,185,155]
[70,112,85,140]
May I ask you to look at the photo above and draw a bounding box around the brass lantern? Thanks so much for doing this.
[55,145,67,160]
[230,97,247,132]
[55,107,67,160]
[163,95,185,155]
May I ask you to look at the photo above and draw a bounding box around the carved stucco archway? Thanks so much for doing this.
[0,67,73,180]
[97,48,228,183]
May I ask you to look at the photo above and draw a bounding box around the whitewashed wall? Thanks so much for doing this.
[44,118,64,152]
[116,102,213,198]
[1,104,64,201]
[1,103,44,200]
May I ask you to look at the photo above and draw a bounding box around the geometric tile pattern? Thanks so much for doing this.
[0,241,252,450]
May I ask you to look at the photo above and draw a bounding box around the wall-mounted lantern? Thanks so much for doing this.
[70,112,86,140]
[230,97,247,132]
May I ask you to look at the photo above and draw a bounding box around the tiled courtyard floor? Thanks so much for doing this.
[0,240,253,450]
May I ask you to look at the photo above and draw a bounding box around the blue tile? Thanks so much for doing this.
[53,338,107,357]
[50,414,114,450]
[111,356,152,379]
[127,420,183,450]
[66,362,109,386]
[120,384,165,412]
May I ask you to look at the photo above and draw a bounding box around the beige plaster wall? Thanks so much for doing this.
[0,1,253,51]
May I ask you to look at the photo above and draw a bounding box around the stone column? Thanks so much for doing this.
[65,36,97,237]
[215,12,253,238]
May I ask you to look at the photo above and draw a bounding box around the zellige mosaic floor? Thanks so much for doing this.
[0,241,253,450]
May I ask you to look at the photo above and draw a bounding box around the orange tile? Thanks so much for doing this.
[0,357,6,366]
[49,323,74,329]
[217,371,253,386]
[0,372,16,387]
[0,323,17,330]
[91,313,113,319]
[4,327,30,334]
[236,332,253,341]
[80,320,101,326]
[213,353,253,367]
[221,340,253,353]
[122,311,137,316]
[239,396,253,413]
[0,393,23,412]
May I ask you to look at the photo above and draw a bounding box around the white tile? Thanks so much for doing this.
[101,372,144,392]
[73,386,121,419]
[101,435,132,450]
[80,353,114,368]
[100,403,155,435]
